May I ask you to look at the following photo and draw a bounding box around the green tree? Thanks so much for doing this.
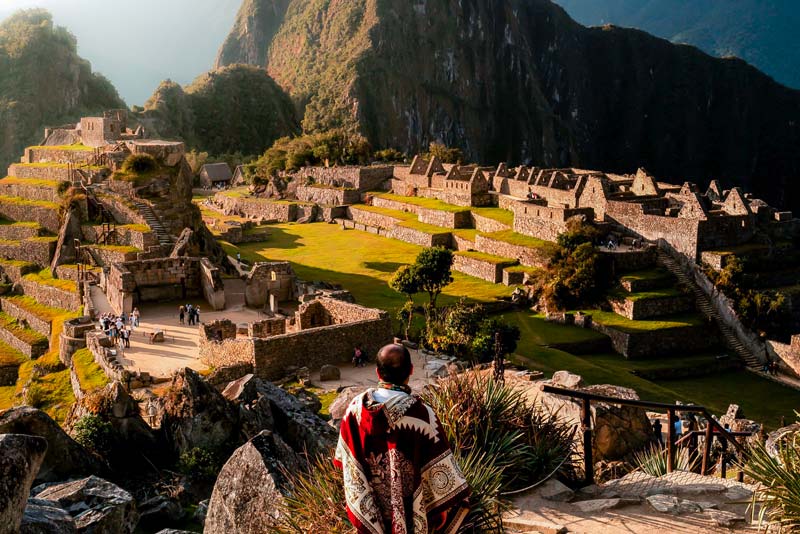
[426,142,463,164]
[390,265,421,339]
[471,319,521,363]
[413,247,454,314]
[72,414,114,456]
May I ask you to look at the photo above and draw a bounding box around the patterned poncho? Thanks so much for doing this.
[334,389,470,534]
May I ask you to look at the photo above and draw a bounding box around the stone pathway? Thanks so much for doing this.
[507,470,759,533]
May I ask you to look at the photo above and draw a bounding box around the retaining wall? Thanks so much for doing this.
[418,207,471,229]
[0,181,62,203]
[20,278,81,311]
[0,239,56,267]
[453,254,515,283]
[592,322,718,359]
[0,297,50,337]
[609,294,694,320]
[387,226,452,247]
[474,235,551,268]
[472,213,511,233]
[0,200,60,233]
[295,185,360,206]
[212,194,298,222]
[8,164,71,181]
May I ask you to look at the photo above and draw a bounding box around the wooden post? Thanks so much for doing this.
[581,398,594,486]
[720,438,728,479]
[701,419,714,475]
[667,408,676,473]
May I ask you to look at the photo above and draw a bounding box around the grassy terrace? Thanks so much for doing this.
[0,177,62,188]
[452,228,479,241]
[309,183,356,191]
[471,206,515,226]
[504,264,543,275]
[0,220,41,229]
[455,250,518,266]
[27,144,92,151]
[611,287,688,302]
[620,268,673,284]
[72,348,109,392]
[13,162,103,170]
[482,229,554,250]
[0,312,48,346]
[373,193,470,213]
[116,223,151,233]
[28,236,57,243]
[504,311,800,428]
[87,243,141,254]
[352,204,455,235]
[0,259,37,271]
[703,243,771,257]
[24,269,78,293]
[588,309,706,333]
[0,339,26,367]
[235,222,512,316]
[0,195,60,210]
[3,295,73,322]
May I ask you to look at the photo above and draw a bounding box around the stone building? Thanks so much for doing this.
[199,163,233,189]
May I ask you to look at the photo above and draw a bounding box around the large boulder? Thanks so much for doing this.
[0,407,104,483]
[534,373,654,461]
[137,495,184,532]
[223,373,275,440]
[328,386,362,425]
[20,499,77,534]
[204,431,298,534]
[35,476,139,534]
[0,434,48,534]
[160,368,240,456]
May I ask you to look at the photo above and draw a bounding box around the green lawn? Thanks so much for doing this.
[611,287,688,302]
[0,385,14,409]
[471,206,515,226]
[620,268,673,283]
[483,230,554,250]
[504,311,800,429]
[587,310,706,333]
[373,193,470,213]
[237,223,512,316]
[72,348,110,392]
[455,250,518,266]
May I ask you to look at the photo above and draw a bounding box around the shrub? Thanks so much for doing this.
[373,148,405,162]
[425,142,463,164]
[633,444,698,477]
[745,428,800,531]
[178,447,220,481]
[72,414,114,455]
[121,153,157,175]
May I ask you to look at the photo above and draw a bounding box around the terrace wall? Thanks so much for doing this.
[213,194,298,222]
[371,196,419,214]
[387,226,452,247]
[0,239,54,267]
[293,166,393,191]
[20,278,80,311]
[0,297,51,337]
[0,224,42,241]
[592,322,718,359]
[347,206,403,228]
[8,164,71,181]
[295,185,360,206]
[23,147,94,164]
[767,335,800,377]
[474,235,551,268]
[472,213,510,233]
[0,261,37,286]
[609,294,693,320]
[0,182,62,203]
[0,201,60,233]
[453,254,513,283]
[417,208,471,229]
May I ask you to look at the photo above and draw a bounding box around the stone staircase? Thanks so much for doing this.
[133,200,173,248]
[655,249,761,369]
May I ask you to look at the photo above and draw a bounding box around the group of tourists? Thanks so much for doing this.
[763,359,780,375]
[99,308,140,350]
[178,304,201,325]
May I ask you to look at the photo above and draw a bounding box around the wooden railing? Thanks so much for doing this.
[540,384,753,485]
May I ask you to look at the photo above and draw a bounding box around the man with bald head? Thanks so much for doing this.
[334,344,469,533]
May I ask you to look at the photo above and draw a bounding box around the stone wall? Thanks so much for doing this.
[96,195,147,226]
[474,235,551,268]
[81,225,159,251]
[24,147,94,164]
[601,248,657,273]
[387,226,452,247]
[212,194,298,222]
[244,262,295,308]
[472,213,511,233]
[371,196,418,214]
[0,224,43,241]
[347,206,403,228]
[58,317,95,366]
[200,258,225,311]
[451,234,475,251]
[0,239,56,267]
[0,363,18,386]
[417,207,471,229]
[200,319,238,341]
[293,166,392,191]
[8,164,71,181]
[513,206,595,242]
[0,260,38,287]
[0,297,50,337]
[0,200,60,233]
[253,316,392,380]
[20,279,81,311]
[593,322,718,359]
[0,321,47,358]
[200,337,255,369]
[0,181,62,203]
[609,294,693,320]
[106,257,217,315]
[249,318,286,338]
[85,246,139,267]
[453,254,515,283]
[295,185,360,206]
[85,332,130,385]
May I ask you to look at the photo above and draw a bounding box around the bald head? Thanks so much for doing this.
[376,343,413,385]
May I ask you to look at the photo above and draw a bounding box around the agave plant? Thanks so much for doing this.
[745,431,800,532]
[633,444,699,477]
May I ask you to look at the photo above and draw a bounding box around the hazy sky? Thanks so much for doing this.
[0,0,241,105]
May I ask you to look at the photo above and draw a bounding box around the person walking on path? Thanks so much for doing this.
[652,419,664,447]
[334,344,470,533]
[178,305,185,325]
[132,308,140,328]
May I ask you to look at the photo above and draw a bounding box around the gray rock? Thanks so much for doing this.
[551,371,584,389]
[137,495,184,531]
[0,407,103,483]
[704,509,745,528]
[573,498,632,513]
[676,483,727,496]
[694,501,719,511]
[328,386,362,424]
[319,364,341,381]
[20,499,77,534]
[724,484,754,502]
[0,434,48,534]
[204,431,299,533]
[35,476,139,534]
[193,499,208,525]
[540,479,575,502]
[155,530,195,534]
[646,494,701,515]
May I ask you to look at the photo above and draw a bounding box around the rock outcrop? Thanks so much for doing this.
[0,407,104,483]
[20,499,77,534]
[217,0,800,211]
[0,434,48,534]
[204,430,298,533]
[160,368,240,457]
[35,476,139,534]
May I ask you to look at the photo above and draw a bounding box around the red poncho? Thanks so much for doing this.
[334,389,470,534]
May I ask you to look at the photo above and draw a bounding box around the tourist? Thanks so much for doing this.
[353,345,364,367]
[652,419,664,446]
[132,308,140,328]
[186,304,194,326]
[195,306,201,324]
[334,344,470,533]
[673,414,683,438]
[178,305,185,325]
[115,316,124,335]
[122,328,130,348]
